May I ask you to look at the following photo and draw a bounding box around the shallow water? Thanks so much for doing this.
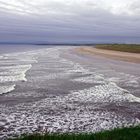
[0,46,140,139]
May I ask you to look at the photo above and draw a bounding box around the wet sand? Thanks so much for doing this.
[77,47,140,63]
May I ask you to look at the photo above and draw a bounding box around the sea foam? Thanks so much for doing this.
[0,85,16,95]
[70,82,140,103]
[0,50,38,95]
[0,64,32,83]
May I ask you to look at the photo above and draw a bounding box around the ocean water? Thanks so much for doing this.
[0,45,140,139]
[0,48,36,95]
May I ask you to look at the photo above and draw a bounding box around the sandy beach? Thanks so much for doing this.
[77,47,140,63]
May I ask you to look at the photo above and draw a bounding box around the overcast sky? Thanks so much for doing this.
[0,0,140,44]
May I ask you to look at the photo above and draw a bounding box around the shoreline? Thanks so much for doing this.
[76,47,140,63]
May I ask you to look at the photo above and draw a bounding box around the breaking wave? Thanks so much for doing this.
[0,85,16,95]
[70,82,140,103]
[0,50,39,95]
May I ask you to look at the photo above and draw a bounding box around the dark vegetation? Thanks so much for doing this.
[95,44,140,53]
[9,126,140,140]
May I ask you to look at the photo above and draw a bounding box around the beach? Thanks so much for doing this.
[77,47,140,63]
[0,45,140,139]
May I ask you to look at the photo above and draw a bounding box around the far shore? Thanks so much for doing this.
[76,46,140,63]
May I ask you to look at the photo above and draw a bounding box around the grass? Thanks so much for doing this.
[9,126,140,140]
[95,44,140,53]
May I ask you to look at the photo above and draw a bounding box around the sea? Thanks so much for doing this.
[0,45,140,139]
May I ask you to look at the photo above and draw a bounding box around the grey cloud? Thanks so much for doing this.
[0,0,140,44]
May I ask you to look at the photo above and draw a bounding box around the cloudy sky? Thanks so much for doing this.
[0,0,140,44]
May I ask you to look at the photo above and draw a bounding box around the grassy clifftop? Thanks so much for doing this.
[95,44,140,53]
[10,126,140,140]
